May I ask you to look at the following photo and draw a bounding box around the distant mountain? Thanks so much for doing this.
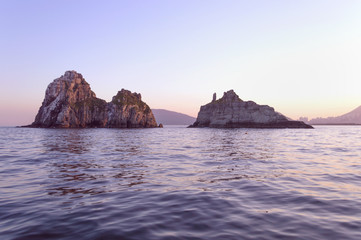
[152,109,196,125]
[309,106,361,125]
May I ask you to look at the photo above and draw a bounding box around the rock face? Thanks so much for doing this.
[30,71,157,128]
[189,90,312,128]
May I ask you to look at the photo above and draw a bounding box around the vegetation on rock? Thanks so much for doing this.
[111,89,151,114]
[28,71,157,128]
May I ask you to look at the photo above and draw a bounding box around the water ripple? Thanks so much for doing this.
[1,126,361,239]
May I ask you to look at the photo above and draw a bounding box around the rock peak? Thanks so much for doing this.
[117,89,141,101]
[61,70,84,82]
[221,90,241,102]
[111,89,144,108]
[212,93,216,102]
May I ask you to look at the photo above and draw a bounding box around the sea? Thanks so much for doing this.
[1,125,360,240]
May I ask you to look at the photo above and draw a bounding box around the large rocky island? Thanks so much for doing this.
[28,71,158,128]
[189,90,312,128]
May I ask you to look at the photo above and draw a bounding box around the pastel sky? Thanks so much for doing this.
[1,0,361,126]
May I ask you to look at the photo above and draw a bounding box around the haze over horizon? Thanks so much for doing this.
[1,0,361,126]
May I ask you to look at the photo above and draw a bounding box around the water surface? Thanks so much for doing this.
[1,126,360,239]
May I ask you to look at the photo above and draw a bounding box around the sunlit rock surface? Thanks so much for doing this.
[29,71,157,128]
[189,90,312,128]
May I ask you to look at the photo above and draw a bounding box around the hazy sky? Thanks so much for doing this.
[1,0,361,126]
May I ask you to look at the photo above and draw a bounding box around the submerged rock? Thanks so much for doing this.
[29,71,157,128]
[189,90,312,129]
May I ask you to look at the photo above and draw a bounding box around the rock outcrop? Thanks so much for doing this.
[189,90,312,128]
[29,71,157,128]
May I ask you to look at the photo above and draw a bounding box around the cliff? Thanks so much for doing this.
[189,90,312,128]
[29,71,157,128]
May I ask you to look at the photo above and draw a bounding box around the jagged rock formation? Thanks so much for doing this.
[29,71,157,128]
[189,90,312,128]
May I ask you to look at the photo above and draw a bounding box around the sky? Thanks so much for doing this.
[1,0,361,126]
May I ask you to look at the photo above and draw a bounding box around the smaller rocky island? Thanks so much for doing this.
[27,71,158,128]
[189,90,312,129]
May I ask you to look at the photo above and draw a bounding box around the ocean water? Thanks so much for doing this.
[0,126,360,240]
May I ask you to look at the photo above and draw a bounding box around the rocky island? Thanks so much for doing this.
[189,90,312,128]
[27,71,158,128]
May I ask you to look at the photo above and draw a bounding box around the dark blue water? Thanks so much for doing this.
[1,126,360,240]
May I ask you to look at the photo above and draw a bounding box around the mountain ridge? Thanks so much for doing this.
[151,109,196,125]
[309,105,361,124]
